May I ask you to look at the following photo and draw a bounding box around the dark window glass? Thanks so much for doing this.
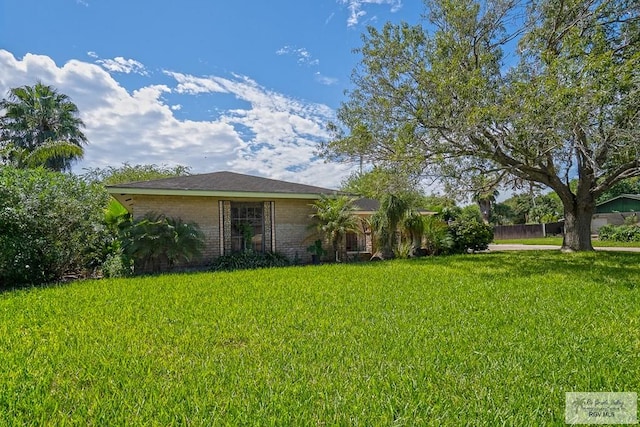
[346,232,359,251]
[231,203,263,252]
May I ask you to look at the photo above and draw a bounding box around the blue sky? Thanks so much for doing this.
[0,0,425,188]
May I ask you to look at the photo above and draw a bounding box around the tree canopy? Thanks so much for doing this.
[82,163,191,185]
[0,82,87,171]
[322,0,640,251]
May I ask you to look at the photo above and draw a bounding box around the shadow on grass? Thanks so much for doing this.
[440,251,639,290]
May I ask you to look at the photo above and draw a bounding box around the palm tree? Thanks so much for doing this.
[0,82,87,171]
[470,174,501,224]
[0,140,83,170]
[371,193,411,258]
[309,195,360,262]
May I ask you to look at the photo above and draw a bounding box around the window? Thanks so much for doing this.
[231,203,263,252]
[345,232,359,252]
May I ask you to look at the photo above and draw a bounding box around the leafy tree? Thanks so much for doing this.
[490,202,516,225]
[495,191,563,224]
[0,82,87,171]
[322,0,640,251]
[340,166,424,200]
[309,195,361,262]
[82,162,191,185]
[0,167,109,286]
[597,177,640,203]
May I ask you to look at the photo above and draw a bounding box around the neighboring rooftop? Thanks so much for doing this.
[596,194,640,205]
[108,171,339,196]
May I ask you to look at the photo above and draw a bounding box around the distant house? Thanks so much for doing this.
[107,171,374,267]
[591,194,640,233]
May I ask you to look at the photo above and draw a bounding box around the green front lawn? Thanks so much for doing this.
[494,237,640,247]
[1,252,638,425]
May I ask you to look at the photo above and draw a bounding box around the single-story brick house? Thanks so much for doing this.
[107,171,374,265]
[591,194,640,233]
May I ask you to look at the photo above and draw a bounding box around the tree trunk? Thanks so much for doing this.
[478,200,491,224]
[561,197,595,252]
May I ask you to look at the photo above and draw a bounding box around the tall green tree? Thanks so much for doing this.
[83,163,191,185]
[597,177,640,203]
[309,195,361,262]
[0,82,87,171]
[340,166,424,200]
[322,0,640,251]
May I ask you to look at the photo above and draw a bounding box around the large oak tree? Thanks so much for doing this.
[322,0,639,251]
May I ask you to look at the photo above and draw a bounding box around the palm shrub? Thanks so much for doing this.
[401,210,426,256]
[121,213,205,274]
[422,216,454,255]
[309,195,360,262]
[101,199,133,277]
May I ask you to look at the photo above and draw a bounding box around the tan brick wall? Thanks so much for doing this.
[273,199,319,262]
[130,195,321,265]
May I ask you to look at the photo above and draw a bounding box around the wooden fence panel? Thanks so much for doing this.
[493,222,564,240]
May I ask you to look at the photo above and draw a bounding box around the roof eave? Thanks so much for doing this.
[106,187,337,200]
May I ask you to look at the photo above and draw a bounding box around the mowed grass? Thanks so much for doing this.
[0,252,638,426]
[494,236,640,247]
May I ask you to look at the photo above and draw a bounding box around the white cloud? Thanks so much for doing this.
[0,49,353,188]
[337,0,402,26]
[314,72,338,86]
[325,12,336,25]
[275,46,320,66]
[95,56,148,76]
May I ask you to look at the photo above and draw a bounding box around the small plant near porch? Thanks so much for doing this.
[306,239,327,264]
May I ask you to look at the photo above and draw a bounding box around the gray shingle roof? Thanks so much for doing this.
[108,171,338,195]
[353,198,380,212]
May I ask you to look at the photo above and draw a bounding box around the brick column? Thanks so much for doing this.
[219,200,232,255]
[263,201,275,252]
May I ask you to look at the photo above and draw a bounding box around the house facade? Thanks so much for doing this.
[592,194,640,233]
[107,171,373,265]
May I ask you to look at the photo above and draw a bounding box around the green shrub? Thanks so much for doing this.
[598,224,640,242]
[101,253,132,278]
[624,214,639,226]
[0,167,110,286]
[448,219,494,253]
[209,251,291,272]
